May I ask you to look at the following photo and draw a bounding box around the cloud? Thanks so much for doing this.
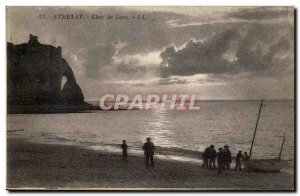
[158,77,188,85]
[159,29,238,76]
[6,6,294,100]
[86,41,127,78]
[113,51,161,67]
[232,21,294,78]
[159,21,293,78]
[228,7,292,20]
[86,43,116,78]
[234,31,291,75]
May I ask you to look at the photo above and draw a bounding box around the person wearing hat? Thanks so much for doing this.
[217,147,225,174]
[235,150,244,170]
[209,145,217,169]
[121,140,128,162]
[142,137,156,168]
[223,145,232,169]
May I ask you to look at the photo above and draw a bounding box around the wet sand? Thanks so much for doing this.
[7,138,294,190]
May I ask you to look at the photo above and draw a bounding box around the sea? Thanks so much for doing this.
[7,100,294,164]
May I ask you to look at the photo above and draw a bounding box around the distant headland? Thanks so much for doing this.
[7,34,92,113]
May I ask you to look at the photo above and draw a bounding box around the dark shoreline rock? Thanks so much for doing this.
[7,34,89,113]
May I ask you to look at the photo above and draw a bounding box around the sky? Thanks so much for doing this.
[6,6,294,100]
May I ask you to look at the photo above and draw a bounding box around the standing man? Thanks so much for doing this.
[142,137,155,168]
[217,147,225,174]
[235,151,244,170]
[209,145,217,169]
[223,145,232,169]
[202,146,210,168]
[243,152,250,161]
[121,140,128,162]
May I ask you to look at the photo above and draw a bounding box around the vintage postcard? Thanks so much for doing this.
[6,6,295,190]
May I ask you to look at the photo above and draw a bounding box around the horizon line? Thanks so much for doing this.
[85,98,295,102]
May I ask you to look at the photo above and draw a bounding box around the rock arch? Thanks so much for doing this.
[7,38,85,106]
[61,75,67,90]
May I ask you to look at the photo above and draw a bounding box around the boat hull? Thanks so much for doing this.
[244,159,286,172]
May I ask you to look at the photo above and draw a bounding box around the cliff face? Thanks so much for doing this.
[7,34,85,109]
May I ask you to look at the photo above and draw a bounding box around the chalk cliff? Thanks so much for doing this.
[7,34,86,112]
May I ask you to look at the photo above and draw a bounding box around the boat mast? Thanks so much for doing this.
[278,132,286,160]
[249,99,263,158]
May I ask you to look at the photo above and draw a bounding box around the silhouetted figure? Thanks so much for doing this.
[217,147,225,174]
[202,146,210,168]
[235,151,244,170]
[142,137,155,168]
[121,140,128,162]
[243,152,249,161]
[223,145,232,169]
[209,145,217,169]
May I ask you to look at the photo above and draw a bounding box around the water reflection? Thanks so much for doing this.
[147,109,173,148]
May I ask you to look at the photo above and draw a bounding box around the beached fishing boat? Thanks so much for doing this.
[244,99,287,172]
[244,159,286,172]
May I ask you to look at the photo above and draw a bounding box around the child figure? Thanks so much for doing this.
[121,140,128,162]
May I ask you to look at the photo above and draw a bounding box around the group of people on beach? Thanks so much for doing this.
[202,144,249,173]
[121,138,250,173]
[121,137,156,168]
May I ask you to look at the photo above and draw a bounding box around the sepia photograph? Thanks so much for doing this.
[6,6,295,191]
